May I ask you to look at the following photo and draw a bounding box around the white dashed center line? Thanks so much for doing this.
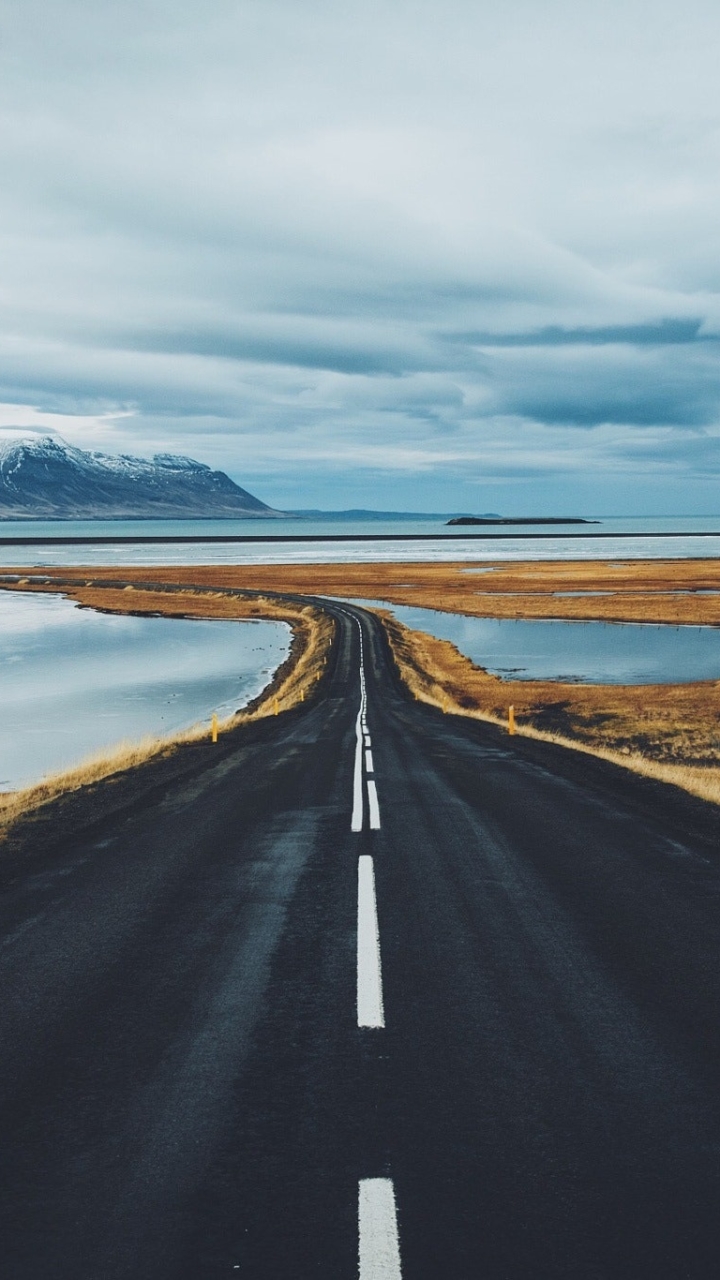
[367,780,381,830]
[357,855,385,1028]
[358,1178,402,1279]
[337,611,402,1274]
[349,615,381,832]
[352,708,365,833]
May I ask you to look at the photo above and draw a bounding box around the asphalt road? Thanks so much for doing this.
[3,600,720,1278]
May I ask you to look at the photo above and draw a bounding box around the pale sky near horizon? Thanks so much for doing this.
[1,0,720,513]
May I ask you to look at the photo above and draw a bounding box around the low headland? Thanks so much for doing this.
[3,555,720,829]
[446,516,598,525]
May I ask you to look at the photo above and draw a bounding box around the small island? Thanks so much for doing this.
[446,516,599,526]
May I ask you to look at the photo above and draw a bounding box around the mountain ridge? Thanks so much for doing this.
[0,432,283,519]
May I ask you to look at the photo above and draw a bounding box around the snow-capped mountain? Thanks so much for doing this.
[0,432,283,519]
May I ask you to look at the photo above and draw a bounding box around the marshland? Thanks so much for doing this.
[3,554,720,818]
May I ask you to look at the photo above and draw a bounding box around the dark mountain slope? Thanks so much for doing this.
[0,434,284,519]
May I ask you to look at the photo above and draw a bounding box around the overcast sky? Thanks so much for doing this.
[1,0,720,513]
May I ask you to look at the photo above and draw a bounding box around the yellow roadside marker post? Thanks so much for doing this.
[274,697,279,715]
[211,712,218,743]
[508,705,515,735]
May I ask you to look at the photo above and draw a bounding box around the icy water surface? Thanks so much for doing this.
[2,515,720,564]
[0,591,289,791]
[353,600,720,685]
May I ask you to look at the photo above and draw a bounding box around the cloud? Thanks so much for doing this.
[445,320,707,347]
[478,341,720,427]
[1,0,720,510]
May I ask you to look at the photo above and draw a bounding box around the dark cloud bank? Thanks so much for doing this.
[1,0,720,513]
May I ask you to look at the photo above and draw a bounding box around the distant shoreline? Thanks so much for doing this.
[1,531,720,546]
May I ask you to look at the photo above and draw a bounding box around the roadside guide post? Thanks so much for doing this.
[211,712,218,743]
[508,705,515,735]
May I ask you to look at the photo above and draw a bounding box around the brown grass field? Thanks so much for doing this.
[3,556,720,811]
[4,556,717,624]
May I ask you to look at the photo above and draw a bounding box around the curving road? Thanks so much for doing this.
[2,600,720,1278]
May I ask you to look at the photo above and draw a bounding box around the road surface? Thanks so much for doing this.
[2,600,720,1278]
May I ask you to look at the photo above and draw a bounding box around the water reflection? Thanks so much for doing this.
[354,600,720,686]
[0,591,289,791]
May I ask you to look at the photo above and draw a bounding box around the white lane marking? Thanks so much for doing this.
[352,710,364,832]
[352,611,371,831]
[367,779,381,830]
[358,1178,402,1279]
[350,612,381,832]
[357,856,385,1028]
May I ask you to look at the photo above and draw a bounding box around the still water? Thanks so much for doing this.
[355,600,720,685]
[0,591,289,791]
[2,516,720,565]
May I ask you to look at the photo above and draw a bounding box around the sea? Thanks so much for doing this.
[1,515,720,566]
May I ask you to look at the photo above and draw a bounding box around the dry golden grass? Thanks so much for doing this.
[6,556,718,625]
[0,580,334,835]
[4,556,720,812]
[380,612,720,806]
[0,736,177,834]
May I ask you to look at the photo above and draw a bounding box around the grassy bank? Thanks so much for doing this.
[0,582,334,837]
[4,558,720,813]
[380,611,720,807]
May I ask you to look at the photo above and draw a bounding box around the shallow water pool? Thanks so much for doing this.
[0,591,289,791]
[352,600,720,685]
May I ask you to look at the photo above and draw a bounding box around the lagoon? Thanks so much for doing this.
[357,600,720,685]
[0,591,289,791]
